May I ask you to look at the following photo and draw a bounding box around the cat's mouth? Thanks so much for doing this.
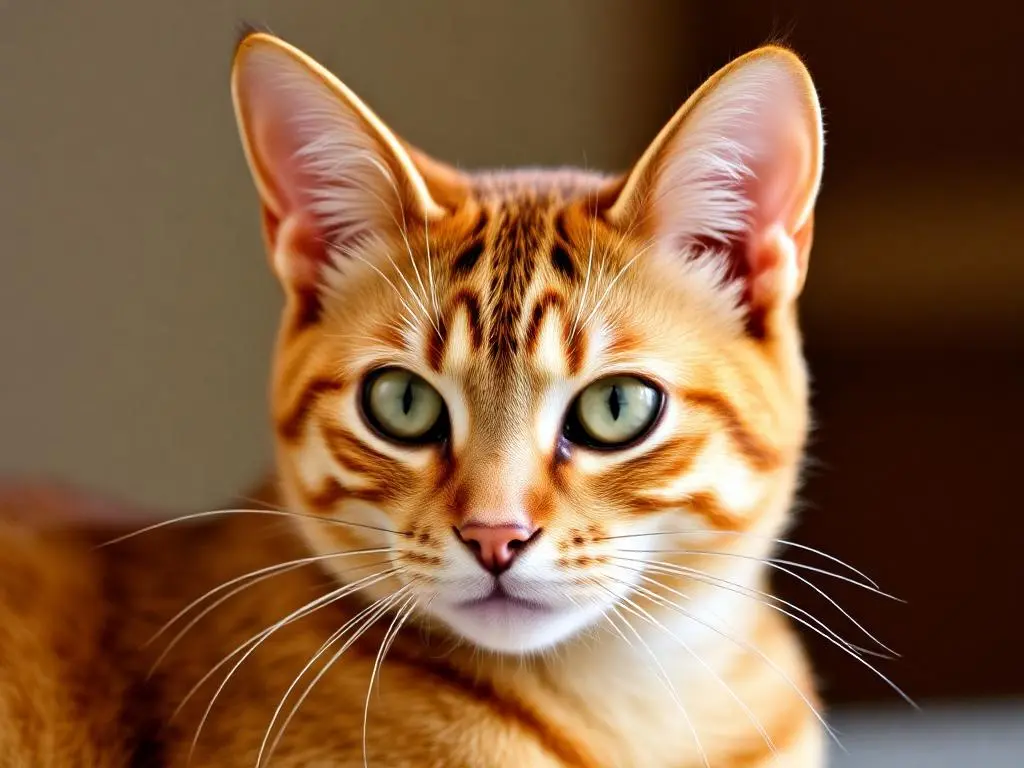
[455,584,551,613]
[428,575,610,653]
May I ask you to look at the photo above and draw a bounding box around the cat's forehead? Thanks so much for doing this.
[412,170,633,400]
[468,169,615,205]
[465,170,618,278]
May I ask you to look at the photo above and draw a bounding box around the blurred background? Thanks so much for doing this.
[1,2,1021,764]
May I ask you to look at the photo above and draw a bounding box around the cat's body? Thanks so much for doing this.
[0,31,828,768]
[1,502,819,767]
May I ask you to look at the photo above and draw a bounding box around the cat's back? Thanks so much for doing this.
[0,494,380,768]
[0,484,228,766]
[0,513,131,766]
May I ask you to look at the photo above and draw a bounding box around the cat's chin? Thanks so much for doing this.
[429,595,605,655]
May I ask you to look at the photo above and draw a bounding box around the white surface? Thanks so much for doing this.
[828,702,1024,767]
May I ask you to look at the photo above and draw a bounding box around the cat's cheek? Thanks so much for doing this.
[645,432,767,528]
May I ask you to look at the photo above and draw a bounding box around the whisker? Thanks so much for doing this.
[600,606,637,651]
[391,198,433,327]
[577,242,654,334]
[620,564,915,708]
[255,584,411,768]
[150,561,308,679]
[149,548,398,646]
[364,164,439,331]
[382,248,442,339]
[362,594,417,768]
[98,508,402,548]
[617,547,901,600]
[672,564,890,660]
[148,551,399,675]
[263,583,414,765]
[569,206,597,342]
[232,494,280,511]
[603,581,775,758]
[598,529,881,590]
[603,600,709,768]
[600,573,842,747]
[394,311,418,340]
[330,154,438,336]
[424,216,439,325]
[327,242,437,339]
[180,567,404,763]
[612,555,897,659]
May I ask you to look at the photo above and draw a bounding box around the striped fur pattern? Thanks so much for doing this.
[0,31,832,768]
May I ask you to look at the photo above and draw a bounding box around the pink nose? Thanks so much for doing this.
[456,523,537,574]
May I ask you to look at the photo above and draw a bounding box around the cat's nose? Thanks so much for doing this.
[456,523,538,574]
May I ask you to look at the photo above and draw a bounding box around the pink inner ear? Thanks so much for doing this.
[645,56,819,327]
[747,109,817,238]
[235,45,401,288]
[743,107,819,319]
[242,64,345,241]
[236,59,342,289]
[260,206,329,288]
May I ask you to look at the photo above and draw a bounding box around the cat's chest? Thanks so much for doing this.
[529,617,758,766]
[163,639,699,768]
[143,559,751,768]
[548,663,716,766]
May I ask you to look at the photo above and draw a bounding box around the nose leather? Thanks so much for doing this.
[457,523,536,574]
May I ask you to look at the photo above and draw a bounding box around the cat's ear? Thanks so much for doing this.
[606,46,823,330]
[231,32,456,288]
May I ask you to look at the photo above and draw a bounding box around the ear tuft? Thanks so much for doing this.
[234,20,271,53]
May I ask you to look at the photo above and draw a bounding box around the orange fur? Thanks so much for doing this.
[0,32,829,766]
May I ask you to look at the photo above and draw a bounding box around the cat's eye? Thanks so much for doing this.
[564,375,663,449]
[361,368,448,444]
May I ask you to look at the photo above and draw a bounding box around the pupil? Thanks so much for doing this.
[401,381,414,415]
[607,385,621,421]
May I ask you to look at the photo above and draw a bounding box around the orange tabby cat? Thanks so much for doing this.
[0,30,831,767]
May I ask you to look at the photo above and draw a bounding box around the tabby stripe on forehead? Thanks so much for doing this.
[450,210,489,277]
[487,207,545,364]
[451,240,485,277]
[565,325,586,376]
[427,290,484,371]
[550,211,577,280]
[524,291,566,356]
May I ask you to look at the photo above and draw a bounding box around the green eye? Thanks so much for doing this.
[566,375,663,448]
[362,368,447,444]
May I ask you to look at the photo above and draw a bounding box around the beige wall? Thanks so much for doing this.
[0,1,692,507]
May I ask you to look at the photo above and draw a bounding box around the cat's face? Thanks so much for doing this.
[232,33,822,653]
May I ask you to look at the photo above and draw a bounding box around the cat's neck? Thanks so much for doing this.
[384,579,770,767]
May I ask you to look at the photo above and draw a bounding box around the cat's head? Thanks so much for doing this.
[231,32,823,654]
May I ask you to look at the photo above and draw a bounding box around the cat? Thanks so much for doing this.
[0,28,837,767]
